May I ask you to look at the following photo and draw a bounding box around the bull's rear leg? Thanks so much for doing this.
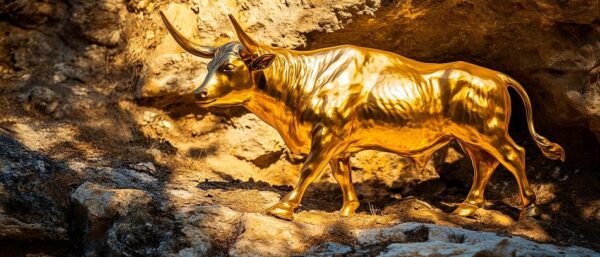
[454,142,499,217]
[329,155,359,217]
[267,126,341,220]
[486,137,540,219]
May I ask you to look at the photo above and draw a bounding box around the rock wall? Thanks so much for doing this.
[1,0,599,256]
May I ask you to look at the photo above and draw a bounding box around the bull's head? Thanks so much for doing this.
[159,11,276,107]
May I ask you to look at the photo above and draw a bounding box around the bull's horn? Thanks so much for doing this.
[159,11,216,58]
[228,14,259,54]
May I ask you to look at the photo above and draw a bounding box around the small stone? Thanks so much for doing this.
[159,120,173,129]
[541,214,551,221]
[552,167,563,180]
[130,162,157,175]
[178,248,199,257]
[145,2,154,11]
[142,111,157,123]
[52,74,66,83]
[35,160,46,173]
[144,30,155,40]
[145,148,162,158]
[20,86,60,116]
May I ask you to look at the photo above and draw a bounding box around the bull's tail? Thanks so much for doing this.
[502,75,565,161]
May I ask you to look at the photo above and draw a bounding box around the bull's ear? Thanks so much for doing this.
[250,54,275,70]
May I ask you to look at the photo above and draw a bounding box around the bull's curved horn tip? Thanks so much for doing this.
[159,10,168,22]
[228,14,235,22]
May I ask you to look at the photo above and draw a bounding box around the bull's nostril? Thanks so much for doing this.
[195,90,208,100]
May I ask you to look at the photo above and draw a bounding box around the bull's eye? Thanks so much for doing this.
[222,63,237,72]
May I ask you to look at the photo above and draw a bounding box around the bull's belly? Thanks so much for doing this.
[349,122,452,156]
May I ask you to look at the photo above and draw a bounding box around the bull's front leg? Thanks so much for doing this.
[267,126,342,220]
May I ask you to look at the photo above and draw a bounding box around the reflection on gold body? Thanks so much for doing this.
[160,12,565,220]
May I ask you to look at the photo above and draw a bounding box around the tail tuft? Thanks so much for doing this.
[503,75,565,162]
[534,135,565,161]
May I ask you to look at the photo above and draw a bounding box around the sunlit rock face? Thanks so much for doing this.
[1,0,600,256]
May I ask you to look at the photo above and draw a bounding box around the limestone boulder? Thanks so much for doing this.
[230,213,325,257]
[71,182,153,219]
[175,205,242,256]
[226,114,286,168]
[353,222,599,257]
[71,182,154,256]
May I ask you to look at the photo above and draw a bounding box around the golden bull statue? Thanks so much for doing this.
[160,12,565,220]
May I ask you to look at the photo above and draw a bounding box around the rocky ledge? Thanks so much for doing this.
[70,181,598,257]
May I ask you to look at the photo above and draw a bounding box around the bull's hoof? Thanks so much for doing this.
[340,201,360,217]
[519,204,541,220]
[267,202,295,220]
[453,202,480,217]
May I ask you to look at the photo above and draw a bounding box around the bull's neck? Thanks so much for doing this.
[244,71,298,133]
[243,51,312,145]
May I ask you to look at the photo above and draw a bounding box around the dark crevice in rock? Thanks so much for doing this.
[403,225,429,243]
[0,239,79,257]
[197,177,293,193]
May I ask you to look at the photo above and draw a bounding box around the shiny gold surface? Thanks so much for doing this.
[160,11,565,220]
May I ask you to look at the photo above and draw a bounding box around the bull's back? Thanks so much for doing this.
[350,56,510,154]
